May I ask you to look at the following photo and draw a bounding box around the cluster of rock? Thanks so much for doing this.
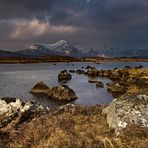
[30,82,77,101]
[57,66,147,97]
[87,67,99,77]
[103,93,148,134]
[0,97,47,132]
[86,66,148,96]
[61,66,147,94]
[86,66,144,79]
[59,68,104,88]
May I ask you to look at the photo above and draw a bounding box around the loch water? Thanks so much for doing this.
[0,62,147,107]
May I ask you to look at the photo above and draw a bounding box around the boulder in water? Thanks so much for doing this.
[87,67,98,77]
[30,81,50,95]
[58,70,72,81]
[49,85,77,101]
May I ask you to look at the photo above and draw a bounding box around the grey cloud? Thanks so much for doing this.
[0,0,148,50]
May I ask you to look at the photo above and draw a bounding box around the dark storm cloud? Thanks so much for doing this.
[0,0,84,20]
[0,0,148,50]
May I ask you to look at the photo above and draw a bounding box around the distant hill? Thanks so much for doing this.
[0,50,21,57]
[0,40,148,58]
[96,47,148,58]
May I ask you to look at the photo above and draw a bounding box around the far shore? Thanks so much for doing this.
[0,56,148,64]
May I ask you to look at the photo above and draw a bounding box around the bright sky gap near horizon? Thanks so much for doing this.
[0,0,148,51]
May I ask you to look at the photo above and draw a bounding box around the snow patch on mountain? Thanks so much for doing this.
[24,40,80,56]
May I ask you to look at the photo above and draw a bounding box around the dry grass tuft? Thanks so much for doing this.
[0,105,146,148]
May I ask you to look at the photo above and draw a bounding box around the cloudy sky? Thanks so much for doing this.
[0,0,148,51]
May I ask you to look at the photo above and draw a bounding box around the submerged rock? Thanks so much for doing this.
[86,66,92,69]
[30,81,50,95]
[103,93,148,134]
[96,82,104,88]
[58,70,72,81]
[76,69,87,75]
[49,85,77,101]
[88,79,104,88]
[125,66,131,69]
[69,70,76,73]
[134,65,143,68]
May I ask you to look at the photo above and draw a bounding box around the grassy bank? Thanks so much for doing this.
[1,105,147,148]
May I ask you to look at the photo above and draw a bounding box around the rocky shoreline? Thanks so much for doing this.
[0,66,148,147]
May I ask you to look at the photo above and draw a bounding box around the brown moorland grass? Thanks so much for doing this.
[1,105,147,148]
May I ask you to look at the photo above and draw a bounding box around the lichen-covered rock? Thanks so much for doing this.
[30,81,50,95]
[107,82,127,95]
[103,93,148,134]
[58,70,72,81]
[49,85,77,101]
[109,69,122,80]
[0,97,47,132]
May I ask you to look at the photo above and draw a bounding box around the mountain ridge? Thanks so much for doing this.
[17,40,80,57]
[0,40,148,58]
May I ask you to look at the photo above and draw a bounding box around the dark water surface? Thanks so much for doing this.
[0,62,147,106]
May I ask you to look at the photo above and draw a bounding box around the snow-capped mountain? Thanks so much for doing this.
[18,40,80,56]
[1,40,148,58]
